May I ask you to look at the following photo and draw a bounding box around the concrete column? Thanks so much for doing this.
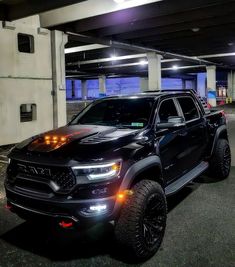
[81,80,88,100]
[51,30,68,128]
[147,52,162,91]
[227,71,235,101]
[99,75,106,96]
[206,66,217,107]
[140,77,149,92]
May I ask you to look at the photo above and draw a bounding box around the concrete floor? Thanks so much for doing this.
[0,106,235,267]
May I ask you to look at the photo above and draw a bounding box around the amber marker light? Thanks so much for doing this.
[117,190,134,202]
[112,162,121,172]
[60,137,67,142]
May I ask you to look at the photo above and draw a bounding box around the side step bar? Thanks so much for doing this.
[165,161,209,196]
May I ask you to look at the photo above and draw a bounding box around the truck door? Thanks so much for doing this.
[176,96,207,172]
[155,98,189,182]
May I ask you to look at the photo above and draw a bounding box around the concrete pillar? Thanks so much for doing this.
[147,52,162,91]
[81,80,88,100]
[227,71,235,100]
[140,77,149,92]
[206,66,217,107]
[51,30,68,128]
[99,75,106,96]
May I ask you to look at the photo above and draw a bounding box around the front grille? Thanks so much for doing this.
[51,170,76,190]
[7,160,76,194]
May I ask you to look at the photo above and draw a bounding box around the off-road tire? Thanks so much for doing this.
[209,138,231,179]
[115,180,167,261]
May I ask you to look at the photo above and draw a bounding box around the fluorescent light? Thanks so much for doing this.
[111,55,118,61]
[172,65,179,70]
[139,60,148,65]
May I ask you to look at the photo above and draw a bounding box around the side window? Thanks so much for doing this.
[158,99,178,123]
[177,97,199,121]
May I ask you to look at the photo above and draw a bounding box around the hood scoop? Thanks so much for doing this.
[27,126,93,152]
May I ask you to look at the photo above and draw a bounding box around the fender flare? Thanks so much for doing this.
[119,155,163,191]
[210,125,228,157]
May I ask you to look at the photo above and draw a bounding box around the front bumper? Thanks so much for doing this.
[5,184,121,227]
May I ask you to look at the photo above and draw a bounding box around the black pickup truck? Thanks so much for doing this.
[5,90,231,260]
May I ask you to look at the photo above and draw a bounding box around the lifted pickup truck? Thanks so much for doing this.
[5,90,231,260]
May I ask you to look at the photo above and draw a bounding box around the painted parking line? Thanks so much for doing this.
[0,160,8,164]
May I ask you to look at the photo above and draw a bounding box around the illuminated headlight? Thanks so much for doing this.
[72,160,122,181]
[8,158,11,165]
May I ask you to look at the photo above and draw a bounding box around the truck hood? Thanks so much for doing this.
[15,124,139,154]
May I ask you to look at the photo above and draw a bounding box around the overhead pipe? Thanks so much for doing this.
[66,31,221,66]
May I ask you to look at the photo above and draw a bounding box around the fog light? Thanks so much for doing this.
[89,204,107,212]
[80,204,108,216]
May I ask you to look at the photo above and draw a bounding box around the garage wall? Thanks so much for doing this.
[0,17,54,145]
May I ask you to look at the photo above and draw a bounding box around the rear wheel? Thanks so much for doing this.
[209,138,231,179]
[115,180,167,260]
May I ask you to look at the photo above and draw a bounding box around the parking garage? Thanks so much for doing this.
[0,0,235,266]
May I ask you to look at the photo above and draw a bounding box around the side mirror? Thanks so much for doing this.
[156,116,186,129]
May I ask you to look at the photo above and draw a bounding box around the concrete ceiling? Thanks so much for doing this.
[40,0,235,78]
[0,0,86,21]
[2,0,235,78]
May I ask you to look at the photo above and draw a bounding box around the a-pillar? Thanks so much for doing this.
[206,65,217,107]
[81,80,88,100]
[51,30,68,128]
[147,52,162,91]
[99,75,106,97]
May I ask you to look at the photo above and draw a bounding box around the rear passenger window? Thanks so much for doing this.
[158,99,178,123]
[178,97,199,121]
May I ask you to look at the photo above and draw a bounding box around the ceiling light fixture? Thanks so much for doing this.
[110,55,118,61]
[172,65,179,70]
[139,60,148,65]
[191,27,200,33]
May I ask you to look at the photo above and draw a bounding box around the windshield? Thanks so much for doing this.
[70,98,155,129]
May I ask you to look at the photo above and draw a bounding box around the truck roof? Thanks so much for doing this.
[101,90,196,100]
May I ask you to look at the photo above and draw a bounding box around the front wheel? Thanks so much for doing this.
[115,180,167,260]
[209,138,231,179]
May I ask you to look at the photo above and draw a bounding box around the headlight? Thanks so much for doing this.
[72,160,122,181]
